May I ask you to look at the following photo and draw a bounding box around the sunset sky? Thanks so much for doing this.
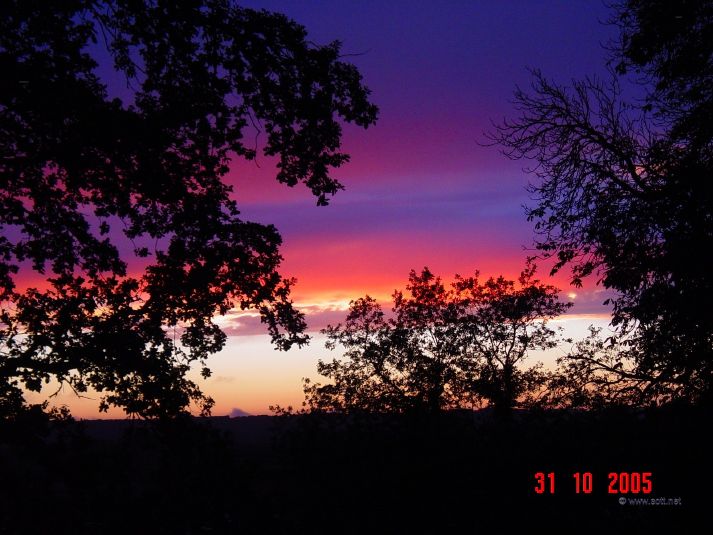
[27,1,619,418]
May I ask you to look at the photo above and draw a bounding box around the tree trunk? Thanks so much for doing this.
[495,364,514,421]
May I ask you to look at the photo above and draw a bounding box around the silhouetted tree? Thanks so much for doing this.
[541,327,648,409]
[613,0,713,144]
[0,1,378,417]
[304,273,467,414]
[303,262,570,417]
[456,262,571,417]
[487,0,713,403]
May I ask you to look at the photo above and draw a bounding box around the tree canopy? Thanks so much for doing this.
[302,263,570,416]
[488,0,713,404]
[0,0,378,418]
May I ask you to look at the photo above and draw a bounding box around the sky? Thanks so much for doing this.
[26,0,620,418]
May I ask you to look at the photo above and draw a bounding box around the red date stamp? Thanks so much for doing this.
[534,472,653,494]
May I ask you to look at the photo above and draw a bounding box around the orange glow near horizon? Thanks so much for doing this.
[10,212,612,420]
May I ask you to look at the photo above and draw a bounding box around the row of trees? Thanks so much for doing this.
[301,262,568,417]
[296,262,647,418]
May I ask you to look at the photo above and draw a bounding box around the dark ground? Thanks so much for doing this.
[0,406,709,534]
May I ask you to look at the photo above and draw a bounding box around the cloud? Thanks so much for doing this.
[214,300,356,337]
[229,407,251,418]
[211,375,235,384]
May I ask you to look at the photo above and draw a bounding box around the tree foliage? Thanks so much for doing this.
[0,0,378,417]
[488,0,713,403]
[542,327,648,409]
[303,263,570,416]
[612,0,713,144]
